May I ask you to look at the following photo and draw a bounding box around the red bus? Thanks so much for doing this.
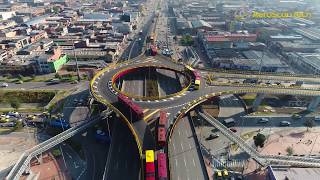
[146,150,155,180]
[157,152,168,180]
[117,94,144,120]
[158,127,166,147]
[159,111,167,127]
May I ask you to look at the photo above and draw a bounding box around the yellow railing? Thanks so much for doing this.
[90,63,144,179]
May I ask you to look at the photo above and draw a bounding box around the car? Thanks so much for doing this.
[280,121,291,126]
[0,83,8,87]
[223,169,229,176]
[205,134,219,140]
[258,118,269,123]
[229,128,237,133]
[216,170,222,177]
[292,114,302,119]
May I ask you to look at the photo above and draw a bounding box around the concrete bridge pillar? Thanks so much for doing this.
[307,96,320,112]
[252,93,265,112]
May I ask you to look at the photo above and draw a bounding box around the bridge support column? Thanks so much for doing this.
[307,96,320,112]
[252,93,265,112]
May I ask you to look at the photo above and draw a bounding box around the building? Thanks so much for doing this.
[35,48,69,74]
[0,11,15,20]
[267,166,320,180]
[286,52,320,74]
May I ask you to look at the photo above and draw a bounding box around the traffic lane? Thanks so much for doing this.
[105,119,140,180]
[60,143,86,179]
[170,116,206,180]
[237,116,318,128]
[1,81,87,90]
[195,125,230,157]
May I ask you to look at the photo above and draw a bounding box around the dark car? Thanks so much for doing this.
[229,128,237,133]
[206,134,219,140]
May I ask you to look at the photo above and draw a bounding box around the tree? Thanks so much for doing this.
[253,133,266,148]
[181,35,194,46]
[10,98,21,110]
[286,146,294,156]
[305,119,315,131]
[55,73,62,79]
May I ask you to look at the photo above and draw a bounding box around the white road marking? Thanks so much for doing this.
[175,159,178,167]
[181,142,184,151]
[178,130,181,136]
[183,155,187,167]
[188,142,192,150]
[193,158,196,167]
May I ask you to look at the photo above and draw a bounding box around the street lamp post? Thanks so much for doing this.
[72,39,81,82]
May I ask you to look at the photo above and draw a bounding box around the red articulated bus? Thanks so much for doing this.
[158,127,166,147]
[159,111,167,127]
[146,150,156,180]
[117,94,144,120]
[157,152,168,180]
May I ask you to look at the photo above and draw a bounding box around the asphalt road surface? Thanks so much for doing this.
[169,116,206,180]
[122,72,145,97]
[157,69,181,96]
[0,81,88,90]
[104,119,141,180]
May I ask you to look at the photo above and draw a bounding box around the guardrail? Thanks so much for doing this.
[6,110,112,180]
[110,64,192,101]
[199,67,320,79]
[208,81,320,91]
[207,72,320,83]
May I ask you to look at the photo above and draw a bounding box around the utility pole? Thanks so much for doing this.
[72,39,81,82]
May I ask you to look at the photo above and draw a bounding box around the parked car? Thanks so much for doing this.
[280,121,291,127]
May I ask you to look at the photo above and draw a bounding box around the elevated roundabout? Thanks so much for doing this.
[90,55,320,179]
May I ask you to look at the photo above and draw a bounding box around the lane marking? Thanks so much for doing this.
[143,109,160,122]
[143,109,149,113]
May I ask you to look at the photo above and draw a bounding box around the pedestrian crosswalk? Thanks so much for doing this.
[211,159,246,169]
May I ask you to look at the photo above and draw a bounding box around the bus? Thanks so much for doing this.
[157,152,168,180]
[145,150,155,180]
[159,111,167,127]
[185,65,201,90]
[117,94,144,121]
[158,127,166,147]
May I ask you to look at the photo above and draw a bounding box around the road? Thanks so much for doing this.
[157,68,181,96]
[122,72,145,97]
[169,116,207,180]
[104,118,141,180]
[218,94,245,119]
[63,82,90,127]
[0,81,88,90]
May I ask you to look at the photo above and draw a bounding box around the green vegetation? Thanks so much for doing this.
[52,149,62,157]
[0,90,56,104]
[146,69,159,97]
[180,35,194,46]
[10,98,21,110]
[286,146,294,156]
[240,93,257,106]
[305,119,315,131]
[253,133,266,148]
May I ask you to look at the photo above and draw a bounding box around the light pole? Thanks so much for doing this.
[72,39,81,82]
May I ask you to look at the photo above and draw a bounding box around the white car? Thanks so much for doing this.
[1,83,8,87]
